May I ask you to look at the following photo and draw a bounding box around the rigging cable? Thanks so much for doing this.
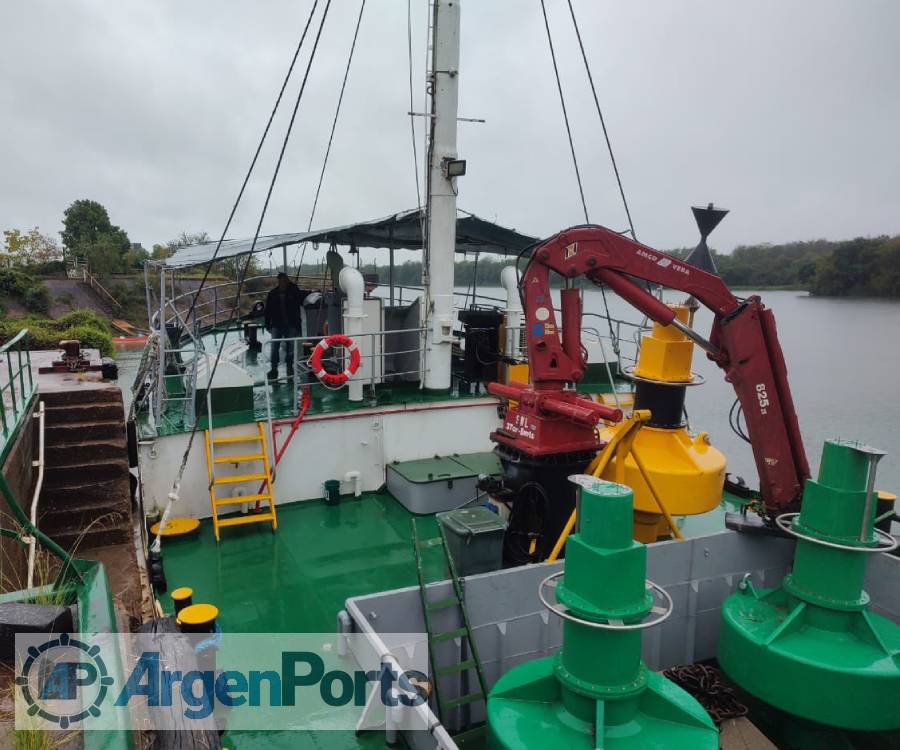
[155,0,334,553]
[294,0,367,280]
[407,0,423,211]
[539,0,589,224]
[565,0,636,240]
[182,0,322,326]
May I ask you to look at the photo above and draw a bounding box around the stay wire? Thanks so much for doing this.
[408,0,422,211]
[159,0,334,550]
[182,0,321,326]
[295,0,367,281]
[565,0,636,240]
[539,0,589,224]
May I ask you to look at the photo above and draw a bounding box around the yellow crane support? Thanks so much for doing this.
[546,410,684,562]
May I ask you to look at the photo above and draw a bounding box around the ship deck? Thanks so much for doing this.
[136,325,634,438]
[156,487,746,750]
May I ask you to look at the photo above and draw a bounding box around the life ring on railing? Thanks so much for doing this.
[310,334,361,386]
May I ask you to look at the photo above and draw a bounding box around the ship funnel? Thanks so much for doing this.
[684,203,728,275]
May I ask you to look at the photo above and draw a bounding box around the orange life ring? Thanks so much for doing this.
[310,334,361,386]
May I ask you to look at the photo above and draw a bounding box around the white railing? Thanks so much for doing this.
[138,269,649,434]
[157,273,332,333]
[266,327,428,393]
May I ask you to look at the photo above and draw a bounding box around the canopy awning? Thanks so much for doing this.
[160,208,539,269]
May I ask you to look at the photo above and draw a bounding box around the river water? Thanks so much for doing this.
[117,287,900,492]
[469,285,900,492]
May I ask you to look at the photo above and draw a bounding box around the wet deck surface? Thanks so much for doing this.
[158,491,444,749]
[155,485,749,749]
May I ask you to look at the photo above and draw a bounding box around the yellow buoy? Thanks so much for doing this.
[602,304,726,542]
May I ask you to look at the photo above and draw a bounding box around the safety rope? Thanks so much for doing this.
[539,0,589,224]
[181,0,322,327]
[154,0,334,553]
[295,0,367,281]
[565,0,636,240]
[541,0,644,361]
[407,0,423,211]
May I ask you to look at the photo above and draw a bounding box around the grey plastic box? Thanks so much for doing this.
[386,452,502,515]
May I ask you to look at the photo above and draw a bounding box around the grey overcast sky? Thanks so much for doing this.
[2,0,899,264]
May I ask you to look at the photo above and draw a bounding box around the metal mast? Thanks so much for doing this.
[422,0,461,391]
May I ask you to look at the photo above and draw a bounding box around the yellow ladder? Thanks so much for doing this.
[203,421,277,542]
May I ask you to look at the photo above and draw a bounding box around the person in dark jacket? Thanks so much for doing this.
[264,272,304,379]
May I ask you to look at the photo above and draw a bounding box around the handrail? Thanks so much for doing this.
[26,401,45,588]
[0,467,82,583]
[1,329,35,458]
[160,272,333,328]
[0,335,79,580]
[85,271,122,309]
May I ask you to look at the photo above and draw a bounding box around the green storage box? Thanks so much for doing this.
[438,507,507,577]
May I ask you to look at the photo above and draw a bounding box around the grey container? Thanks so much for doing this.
[386,452,502,515]
[437,506,507,577]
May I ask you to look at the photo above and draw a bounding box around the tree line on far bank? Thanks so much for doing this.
[345,234,900,298]
[4,196,899,300]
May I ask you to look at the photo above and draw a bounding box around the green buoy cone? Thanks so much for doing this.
[487,477,717,749]
[719,439,900,731]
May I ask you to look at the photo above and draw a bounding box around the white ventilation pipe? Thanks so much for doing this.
[501,265,522,359]
[339,266,365,402]
[343,470,362,497]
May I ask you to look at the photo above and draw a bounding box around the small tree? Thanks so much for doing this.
[2,228,62,267]
[61,199,131,275]
[151,231,210,261]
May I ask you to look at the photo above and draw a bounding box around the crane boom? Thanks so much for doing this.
[518,225,810,514]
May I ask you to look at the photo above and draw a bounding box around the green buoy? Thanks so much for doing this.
[487,476,717,749]
[719,439,900,731]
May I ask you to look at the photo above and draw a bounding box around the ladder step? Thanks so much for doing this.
[417,536,444,550]
[218,513,275,527]
[214,493,272,506]
[426,597,460,612]
[452,726,487,743]
[214,453,265,464]
[213,472,268,485]
[213,434,262,444]
[435,659,477,678]
[432,627,468,643]
[440,692,484,711]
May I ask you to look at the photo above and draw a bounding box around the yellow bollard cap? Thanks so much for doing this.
[171,587,193,601]
[176,603,219,627]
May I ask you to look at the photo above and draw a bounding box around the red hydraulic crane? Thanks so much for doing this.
[488,224,810,518]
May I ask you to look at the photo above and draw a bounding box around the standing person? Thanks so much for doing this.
[264,272,304,380]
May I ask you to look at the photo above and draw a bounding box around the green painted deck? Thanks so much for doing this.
[155,486,747,749]
[159,490,444,749]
